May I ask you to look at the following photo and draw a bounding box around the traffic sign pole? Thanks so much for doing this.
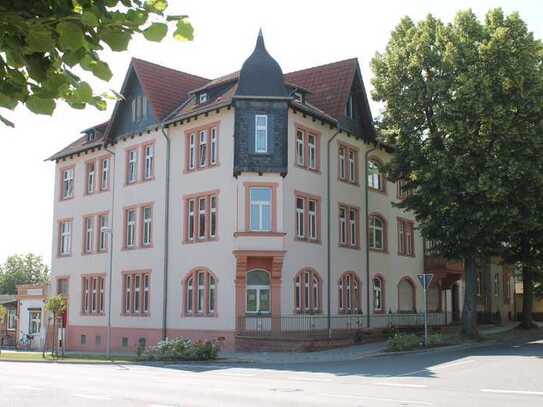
[417,273,433,347]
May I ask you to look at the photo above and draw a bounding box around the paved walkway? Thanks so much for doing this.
[219,340,386,364]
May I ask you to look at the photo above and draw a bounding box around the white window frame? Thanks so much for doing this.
[208,275,215,314]
[127,149,137,184]
[210,127,217,165]
[296,197,305,238]
[210,195,217,238]
[197,272,205,313]
[339,207,347,245]
[368,160,381,190]
[373,277,383,311]
[250,187,272,232]
[62,168,74,199]
[126,209,136,248]
[308,199,317,240]
[338,147,345,179]
[369,216,384,250]
[98,215,108,251]
[349,208,357,247]
[348,150,356,183]
[143,274,150,314]
[255,114,268,153]
[7,308,16,330]
[296,130,305,166]
[199,93,207,104]
[134,274,141,313]
[84,217,94,253]
[125,275,131,313]
[308,134,316,170]
[189,133,196,170]
[144,144,154,180]
[187,199,195,241]
[98,277,104,314]
[198,197,207,240]
[91,277,98,313]
[186,276,194,313]
[142,207,152,246]
[101,158,109,190]
[87,161,95,194]
[199,130,208,168]
[29,310,41,335]
[60,221,72,255]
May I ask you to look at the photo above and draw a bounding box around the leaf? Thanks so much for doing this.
[63,49,86,67]
[26,95,56,115]
[89,96,107,110]
[166,15,188,21]
[81,11,99,27]
[100,29,131,51]
[0,113,15,128]
[143,22,168,42]
[145,0,168,13]
[57,22,85,51]
[174,19,194,41]
[127,9,148,25]
[26,28,54,53]
[92,61,112,81]
[75,81,93,102]
[0,94,18,110]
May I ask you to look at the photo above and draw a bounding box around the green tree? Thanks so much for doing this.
[45,294,67,357]
[0,0,194,126]
[0,254,49,294]
[0,304,6,355]
[371,9,543,337]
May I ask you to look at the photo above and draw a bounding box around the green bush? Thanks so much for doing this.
[140,337,219,361]
[385,333,421,352]
[426,333,445,348]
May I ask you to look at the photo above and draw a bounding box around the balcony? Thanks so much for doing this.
[424,256,464,274]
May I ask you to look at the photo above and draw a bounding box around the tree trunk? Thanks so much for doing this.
[520,265,535,329]
[462,256,479,338]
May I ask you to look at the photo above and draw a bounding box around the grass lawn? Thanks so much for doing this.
[0,351,137,364]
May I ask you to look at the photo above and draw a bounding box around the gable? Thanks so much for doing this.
[107,68,158,140]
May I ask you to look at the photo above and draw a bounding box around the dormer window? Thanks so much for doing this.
[294,92,303,103]
[131,95,147,123]
[199,93,208,104]
[346,94,353,119]
[86,131,95,143]
[255,114,268,153]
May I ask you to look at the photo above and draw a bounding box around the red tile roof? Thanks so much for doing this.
[131,58,210,120]
[285,58,357,120]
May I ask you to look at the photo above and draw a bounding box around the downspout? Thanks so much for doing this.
[105,145,116,359]
[326,124,342,338]
[365,145,377,329]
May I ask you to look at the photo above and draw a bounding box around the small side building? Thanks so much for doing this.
[16,284,48,350]
[0,295,17,348]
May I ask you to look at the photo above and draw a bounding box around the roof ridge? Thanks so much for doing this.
[286,57,358,74]
[131,57,210,82]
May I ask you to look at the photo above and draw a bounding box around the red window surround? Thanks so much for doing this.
[183,268,217,317]
[184,122,220,173]
[81,274,105,315]
[294,190,321,243]
[294,268,322,314]
[57,218,73,257]
[368,156,386,194]
[183,190,219,243]
[372,274,386,314]
[81,211,110,255]
[337,141,359,185]
[122,270,151,316]
[397,217,415,257]
[122,203,154,250]
[338,271,361,314]
[368,212,388,253]
[338,203,360,249]
[125,140,156,185]
[294,123,321,172]
[59,165,75,201]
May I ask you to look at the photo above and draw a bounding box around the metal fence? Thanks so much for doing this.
[236,312,449,338]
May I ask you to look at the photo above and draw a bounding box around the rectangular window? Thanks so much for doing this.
[398,218,415,256]
[134,275,141,313]
[132,96,147,122]
[59,220,72,256]
[83,216,94,254]
[57,278,69,296]
[255,114,268,153]
[124,275,131,313]
[250,187,272,231]
[29,310,41,335]
[100,158,110,191]
[339,205,359,248]
[198,197,206,239]
[199,130,208,168]
[338,147,345,180]
[143,274,150,313]
[143,143,154,180]
[296,197,305,238]
[82,276,105,315]
[296,130,305,166]
[127,149,137,184]
[197,272,205,313]
[210,127,217,165]
[338,143,358,184]
[7,308,16,330]
[339,207,347,245]
[189,133,196,170]
[98,214,108,252]
[91,277,98,313]
[308,199,317,240]
[86,161,95,194]
[349,209,356,247]
[142,206,152,246]
[210,196,217,238]
[61,167,74,200]
[308,134,316,170]
[346,95,353,118]
[126,209,137,248]
[98,277,104,314]
[208,275,216,314]
[187,199,195,241]
[82,277,89,313]
[348,150,356,183]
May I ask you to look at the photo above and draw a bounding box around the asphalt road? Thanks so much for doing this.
[1,336,542,407]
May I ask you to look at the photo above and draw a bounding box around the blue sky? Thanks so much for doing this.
[0,0,541,266]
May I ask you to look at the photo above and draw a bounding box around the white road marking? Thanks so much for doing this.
[73,393,113,400]
[149,404,178,407]
[320,393,432,405]
[432,360,473,370]
[14,385,42,391]
[286,376,333,382]
[208,372,257,377]
[481,389,543,396]
[376,382,428,388]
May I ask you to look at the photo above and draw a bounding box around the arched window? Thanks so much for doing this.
[184,268,217,316]
[369,214,386,251]
[398,277,416,313]
[246,270,270,314]
[368,159,384,191]
[294,269,321,313]
[338,272,361,314]
[373,275,385,312]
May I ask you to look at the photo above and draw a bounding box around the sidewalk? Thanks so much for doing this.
[219,340,386,364]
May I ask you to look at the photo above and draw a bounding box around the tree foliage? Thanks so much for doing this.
[371,9,543,336]
[0,0,194,126]
[45,294,67,316]
[0,254,49,294]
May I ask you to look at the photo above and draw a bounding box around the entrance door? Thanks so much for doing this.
[452,283,460,322]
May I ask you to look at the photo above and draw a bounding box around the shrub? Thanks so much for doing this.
[426,333,445,348]
[140,337,219,361]
[385,333,420,352]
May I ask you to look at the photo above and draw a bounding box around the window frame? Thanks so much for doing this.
[99,156,110,191]
[373,275,385,313]
[58,219,73,257]
[245,269,271,314]
[85,160,96,195]
[122,270,151,316]
[294,191,321,243]
[338,272,361,314]
[338,142,359,185]
[338,204,360,249]
[294,125,320,172]
[368,158,386,193]
[141,206,153,247]
[254,114,268,154]
[28,310,42,335]
[294,269,322,314]
[142,142,154,180]
[184,123,220,172]
[60,166,75,200]
[368,213,387,252]
[183,268,217,317]
[81,275,106,316]
[183,191,219,243]
[397,217,415,257]
[126,148,138,184]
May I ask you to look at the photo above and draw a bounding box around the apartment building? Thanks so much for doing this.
[48,32,478,352]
